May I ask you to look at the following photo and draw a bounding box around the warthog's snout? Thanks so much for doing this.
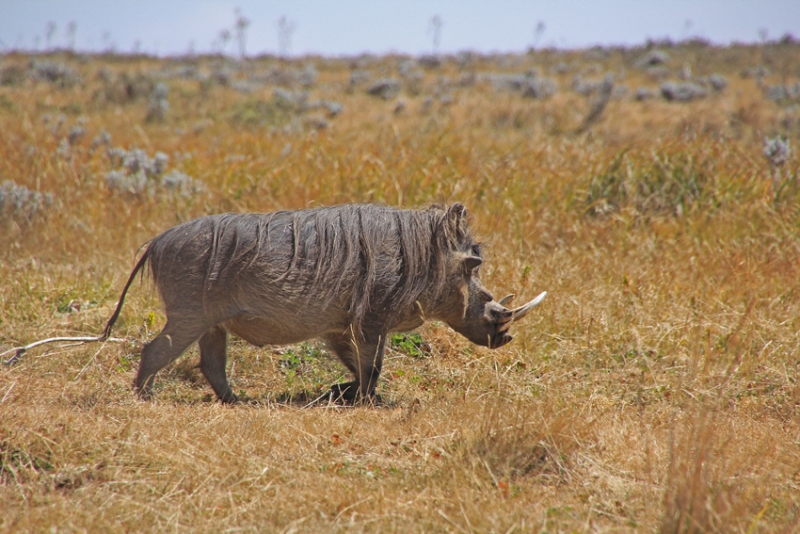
[487,292,548,348]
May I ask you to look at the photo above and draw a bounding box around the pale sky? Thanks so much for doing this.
[1,0,798,56]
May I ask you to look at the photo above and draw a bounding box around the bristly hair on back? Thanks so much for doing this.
[257,203,478,337]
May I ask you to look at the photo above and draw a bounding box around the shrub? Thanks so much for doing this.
[660,81,707,102]
[636,49,670,67]
[146,82,169,122]
[29,60,81,88]
[0,180,54,222]
[366,78,402,100]
[104,147,201,198]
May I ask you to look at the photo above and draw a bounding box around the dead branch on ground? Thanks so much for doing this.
[2,335,128,366]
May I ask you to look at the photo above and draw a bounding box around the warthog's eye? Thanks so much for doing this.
[471,244,482,257]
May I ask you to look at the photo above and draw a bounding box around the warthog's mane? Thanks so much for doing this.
[144,203,477,335]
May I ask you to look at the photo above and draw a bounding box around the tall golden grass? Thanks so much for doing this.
[1,43,799,532]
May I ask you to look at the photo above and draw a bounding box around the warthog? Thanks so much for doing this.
[102,203,546,403]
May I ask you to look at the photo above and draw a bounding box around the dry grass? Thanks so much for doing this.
[2,42,800,532]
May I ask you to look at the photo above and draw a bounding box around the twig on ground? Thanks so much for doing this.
[2,336,127,366]
[302,391,333,409]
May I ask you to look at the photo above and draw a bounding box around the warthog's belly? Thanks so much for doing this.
[223,314,339,347]
[392,314,425,333]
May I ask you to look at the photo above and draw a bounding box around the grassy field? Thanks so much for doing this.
[1,41,800,532]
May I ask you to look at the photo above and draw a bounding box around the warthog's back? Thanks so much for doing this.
[144,205,461,335]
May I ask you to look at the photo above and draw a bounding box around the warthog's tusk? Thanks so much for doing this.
[498,294,515,306]
[510,291,548,321]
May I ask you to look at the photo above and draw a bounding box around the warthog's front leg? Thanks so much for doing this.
[199,326,238,403]
[324,331,387,404]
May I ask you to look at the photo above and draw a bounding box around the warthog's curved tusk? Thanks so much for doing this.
[498,294,515,306]
[510,291,548,321]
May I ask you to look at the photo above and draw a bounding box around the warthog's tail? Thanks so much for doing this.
[100,246,152,341]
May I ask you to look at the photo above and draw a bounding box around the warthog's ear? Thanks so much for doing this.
[463,255,482,274]
[446,203,469,240]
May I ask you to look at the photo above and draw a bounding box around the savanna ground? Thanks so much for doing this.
[1,41,800,532]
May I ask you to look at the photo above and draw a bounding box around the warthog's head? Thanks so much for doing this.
[433,204,547,349]
[440,252,547,349]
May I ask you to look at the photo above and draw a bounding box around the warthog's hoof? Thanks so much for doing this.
[135,382,154,401]
[330,381,358,403]
[219,391,239,404]
[329,381,379,405]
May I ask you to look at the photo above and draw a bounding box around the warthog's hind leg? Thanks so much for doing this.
[199,326,238,403]
[135,318,207,400]
[324,331,386,404]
